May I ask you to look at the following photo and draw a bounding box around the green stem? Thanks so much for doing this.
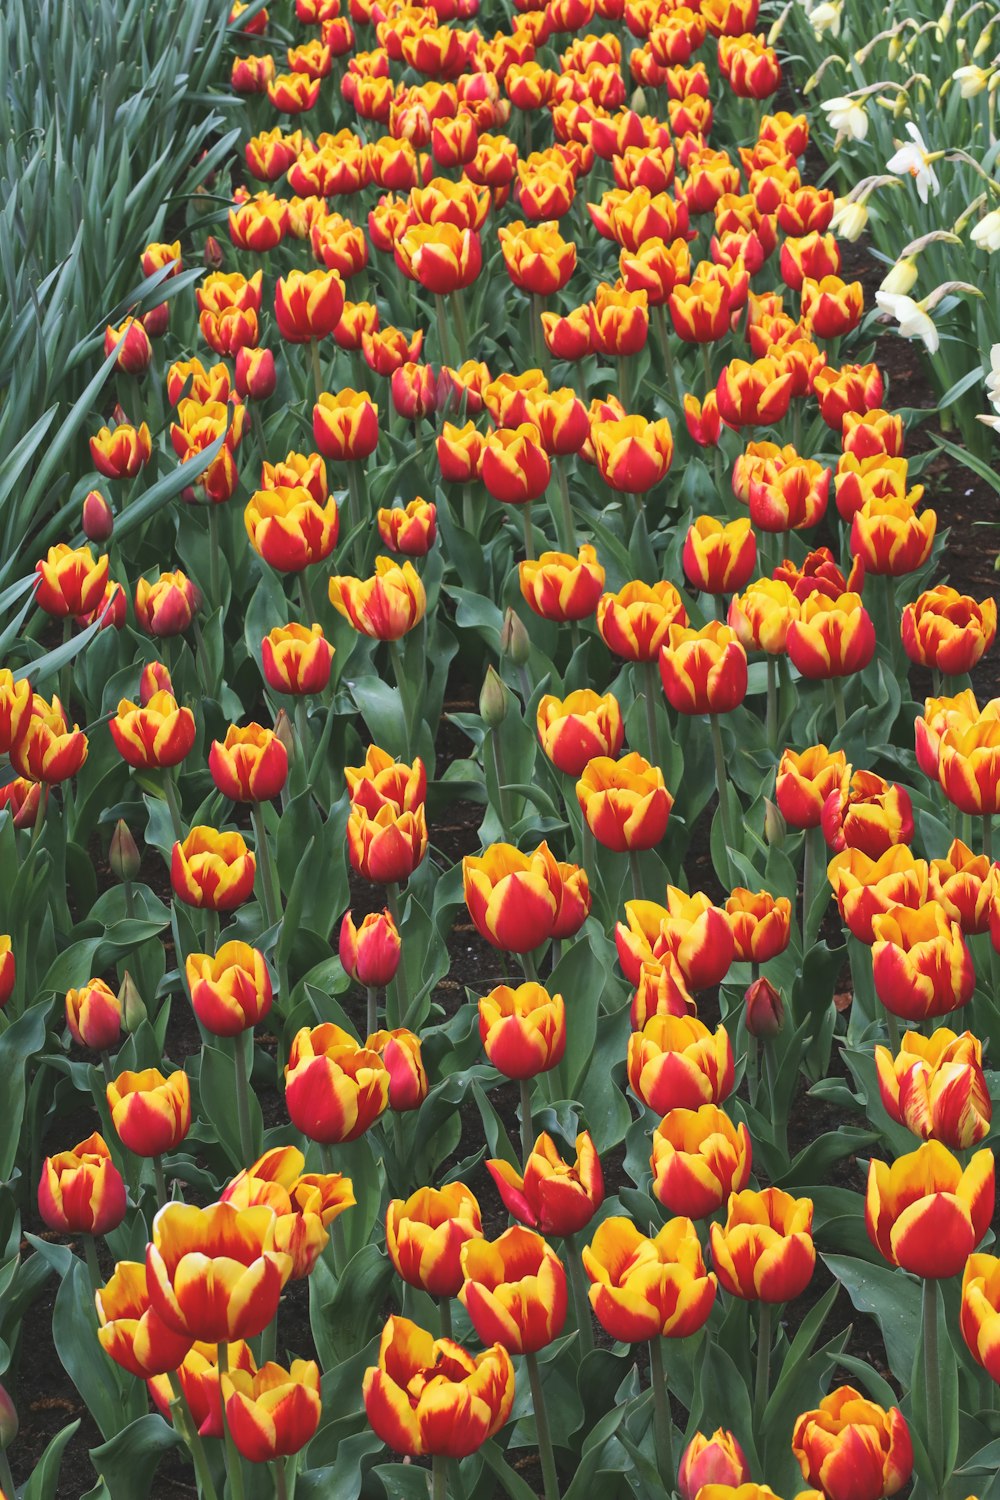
[167,1372,220,1500]
[648,1335,675,1486]
[83,1234,103,1296]
[208,504,222,613]
[389,638,416,762]
[922,1277,945,1496]
[519,1077,534,1167]
[628,848,643,902]
[830,678,847,733]
[984,815,993,862]
[709,714,734,873]
[801,824,822,950]
[766,657,777,752]
[386,881,408,1028]
[525,1350,561,1500]
[884,1007,902,1055]
[153,1155,169,1209]
[432,1453,448,1500]
[261,1314,277,1366]
[617,355,632,412]
[700,342,713,395]
[273,1457,290,1500]
[345,464,367,573]
[434,295,454,366]
[566,1234,594,1357]
[366,985,378,1038]
[763,1042,786,1158]
[298,567,319,624]
[553,459,575,554]
[491,729,512,837]
[754,1301,773,1432]
[163,772,184,843]
[521,501,535,561]
[450,289,471,365]
[652,303,681,410]
[251,802,281,931]
[641,660,662,772]
[218,1342,248,1500]
[309,338,324,404]
[438,1296,453,1340]
[234,1027,256,1165]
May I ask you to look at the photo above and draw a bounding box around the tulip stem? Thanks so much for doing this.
[83,1234,103,1296]
[525,1350,561,1500]
[438,1296,453,1340]
[163,772,185,843]
[801,824,823,950]
[566,1234,594,1357]
[519,1077,534,1168]
[234,1028,256,1165]
[554,460,575,554]
[207,504,223,613]
[451,289,471,366]
[153,1154,169,1209]
[984,815,993,861]
[884,1007,902,1055]
[830,678,847,734]
[309,338,325,404]
[389,639,416,761]
[346,465,367,573]
[298,567,320,626]
[521,501,536,561]
[431,1453,448,1500]
[273,1457,289,1500]
[766,657,777,751]
[0,1451,15,1500]
[753,1301,773,1433]
[700,343,713,397]
[491,729,513,839]
[709,714,734,878]
[922,1276,946,1496]
[647,1335,675,1486]
[618,355,632,413]
[628,849,643,903]
[434,295,455,367]
[652,304,681,410]
[167,1372,219,1500]
[641,660,662,772]
[366,985,378,1038]
[251,803,281,932]
[217,1342,248,1500]
[532,293,551,380]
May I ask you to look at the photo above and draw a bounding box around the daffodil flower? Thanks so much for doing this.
[971,210,1000,253]
[875,291,940,354]
[821,96,869,141]
[886,125,940,204]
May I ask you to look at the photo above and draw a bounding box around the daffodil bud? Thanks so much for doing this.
[500,606,531,667]
[880,257,919,297]
[119,972,147,1034]
[630,87,648,116]
[109,820,141,883]
[480,666,508,729]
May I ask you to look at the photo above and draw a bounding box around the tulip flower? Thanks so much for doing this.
[236,347,277,399]
[871,903,975,1021]
[929,839,996,933]
[134,570,201,636]
[914,691,982,779]
[96,1261,195,1377]
[786,592,876,681]
[725,888,791,963]
[628,1015,735,1114]
[775,745,847,829]
[0,936,14,1007]
[284,1023,390,1143]
[536,690,624,776]
[801,276,864,339]
[386,1185,483,1299]
[90,422,152,479]
[34,544,109,618]
[377,499,438,556]
[261,623,333,696]
[487,1132,604,1237]
[716,358,793,429]
[463,842,560,953]
[651,1105,753,1219]
[329,557,427,640]
[244,486,339,573]
[0,670,32,754]
[842,409,904,461]
[850,496,936,577]
[591,414,673,493]
[583,1216,717,1342]
[147,1201,292,1342]
[875,1028,990,1149]
[109,692,196,770]
[348,802,428,885]
[209,724,289,803]
[481,423,551,507]
[38,1132,127,1236]
[679,1430,751,1500]
[222,1360,322,1461]
[597,580,687,662]
[339,910,400,989]
[683,517,756,595]
[107,1067,191,1158]
[938,718,1000,816]
[365,1029,427,1113]
[186,943,272,1037]
[459,1226,567,1354]
[631,957,697,1028]
[10,694,88,783]
[499,220,576,293]
[866,1140,994,1278]
[274,268,345,342]
[222,1146,354,1279]
[709,1188,815,1302]
[478,983,565,1079]
[792,1387,913,1500]
[149,1339,257,1439]
[827,846,929,945]
[961,1252,1000,1382]
[519,545,604,622]
[66,978,122,1051]
[312,388,379,462]
[363,1315,514,1457]
[821,770,915,859]
[396,223,482,293]
[171,827,257,911]
[659,622,748,715]
[749,459,830,534]
[901,586,997,675]
[437,420,486,483]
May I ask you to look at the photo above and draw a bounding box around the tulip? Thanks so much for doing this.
[386,1185,483,1299]
[499,220,576,293]
[312,388,379,462]
[725,888,791,963]
[363,326,422,376]
[34,544,109,617]
[749,458,830,533]
[871,903,974,1021]
[478,983,565,1079]
[348,803,428,884]
[284,1023,390,1143]
[939,719,1000,816]
[875,1028,990,1149]
[274,269,345,343]
[821,770,915,859]
[487,1132,604,1237]
[149,1339,257,1439]
[536,690,624,776]
[550,858,592,939]
[628,1015,735,1114]
[222,1146,354,1279]
[710,1188,815,1302]
[261,623,333,696]
[901,586,997,675]
[582,1216,717,1342]
[728,579,800,655]
[147,1201,292,1342]
[260,449,327,503]
[377,499,438,556]
[171,827,256,911]
[827,846,929,945]
[185,943,272,1037]
[683,516,756,594]
[0,669,33,754]
[775,745,847,829]
[961,1252,1000,1383]
[244,486,339,573]
[221,1359,321,1461]
[842,408,905,461]
[929,838,996,933]
[481,423,551,507]
[591,414,673,493]
[866,1140,994,1278]
[631,958,697,1028]
[139,662,174,704]
[914,691,982,780]
[347,745,427,814]
[518,545,604,622]
[459,1225,567,1354]
[66,978,122,1051]
[463,842,560,953]
[576,752,673,852]
[339,910,400,988]
[786,592,876,680]
[363,1315,514,1457]
[38,1132,127,1236]
[209,724,289,803]
[851,496,936,577]
[96,1261,194,1377]
[329,557,426,641]
[679,1430,751,1500]
[10,694,88,783]
[90,421,152,479]
[134,570,200,636]
[396,223,482,293]
[108,692,196,771]
[0,936,14,1007]
[541,306,593,359]
[659,622,748,715]
[716,358,793,429]
[107,1069,191,1157]
[792,1387,912,1500]
[235,346,277,400]
[365,1028,427,1113]
[597,580,687,662]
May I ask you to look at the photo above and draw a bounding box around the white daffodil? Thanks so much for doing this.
[879,257,919,296]
[953,64,991,98]
[986,345,1000,411]
[971,210,1000,253]
[829,197,868,241]
[875,291,940,354]
[809,2,842,37]
[821,96,869,141]
[886,124,940,204]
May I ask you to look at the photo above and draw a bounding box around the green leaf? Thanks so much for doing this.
[89,1414,182,1500]
[23,1419,82,1500]
[822,1254,920,1384]
[0,1000,52,1180]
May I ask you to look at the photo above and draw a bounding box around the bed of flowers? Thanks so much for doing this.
[2,0,1000,1497]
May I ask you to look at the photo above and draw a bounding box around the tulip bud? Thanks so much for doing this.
[678,1429,749,1500]
[0,1381,18,1450]
[745,976,784,1038]
[82,490,114,543]
[339,910,401,987]
[139,661,174,705]
[204,235,224,268]
[274,708,296,765]
[111,402,129,427]
[500,607,531,666]
[236,346,277,400]
[480,666,508,729]
[119,972,147,1033]
[110,819,141,882]
[763,798,786,847]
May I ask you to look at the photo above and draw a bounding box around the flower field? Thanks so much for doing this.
[2,0,1000,1497]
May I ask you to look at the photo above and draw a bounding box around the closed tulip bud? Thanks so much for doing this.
[236,346,277,400]
[659,621,748,715]
[459,1225,567,1353]
[66,978,122,1052]
[776,744,848,829]
[902,586,997,674]
[866,1140,994,1278]
[363,1315,514,1458]
[679,1430,751,1500]
[875,1028,991,1149]
[478,982,565,1078]
[82,490,114,543]
[480,665,509,730]
[652,1104,752,1219]
[0,937,14,1008]
[38,1131,127,1236]
[629,1015,735,1113]
[725,888,791,962]
[576,752,673,852]
[386,1184,483,1299]
[96,1261,195,1378]
[147,1201,292,1343]
[488,1132,604,1237]
[763,798,786,846]
[792,1387,913,1500]
[583,1216,717,1342]
[119,972,147,1034]
[500,606,531,665]
[339,909,400,987]
[110,820,141,883]
[745,976,784,1039]
[285,1023,390,1143]
[135,570,200,636]
[536,690,624,776]
[261,623,333,696]
[139,661,174,705]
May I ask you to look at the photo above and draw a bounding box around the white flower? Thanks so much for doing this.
[829,198,868,241]
[986,345,1000,411]
[953,64,991,98]
[886,124,940,204]
[810,2,842,37]
[821,96,869,141]
[971,210,1000,253]
[875,291,940,354]
[879,257,919,296]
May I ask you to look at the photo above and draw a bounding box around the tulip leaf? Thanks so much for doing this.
[23,1419,82,1500]
[195,1043,263,1171]
[297,1429,385,1500]
[53,1255,145,1441]
[310,1243,393,1365]
[822,1254,921,1384]
[0,999,53,1181]
[89,1414,182,1500]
